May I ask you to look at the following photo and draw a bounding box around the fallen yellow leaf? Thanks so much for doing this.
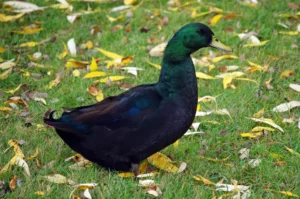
[0,107,12,112]
[211,55,238,63]
[210,14,223,25]
[249,117,284,132]
[58,42,68,59]
[98,76,126,83]
[34,192,45,196]
[193,175,216,185]
[5,84,22,94]
[96,90,104,102]
[252,107,264,118]
[18,42,39,48]
[265,189,299,198]
[44,174,72,184]
[196,72,215,79]
[223,76,233,89]
[147,152,178,173]
[66,59,89,68]
[0,13,25,22]
[124,0,136,5]
[8,140,25,158]
[252,126,275,132]
[26,148,39,161]
[269,152,284,160]
[243,40,269,48]
[285,146,300,157]
[118,172,134,178]
[145,59,161,70]
[191,11,212,18]
[173,140,179,148]
[45,74,63,89]
[279,31,299,35]
[199,155,230,162]
[69,183,97,199]
[106,15,123,22]
[90,57,98,71]
[279,191,299,197]
[0,68,12,80]
[81,41,93,49]
[12,25,43,34]
[0,46,5,53]
[247,61,267,72]
[0,156,18,176]
[280,70,294,79]
[83,71,106,79]
[72,69,80,77]
[240,132,263,138]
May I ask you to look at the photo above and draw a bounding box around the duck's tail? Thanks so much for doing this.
[44,109,86,135]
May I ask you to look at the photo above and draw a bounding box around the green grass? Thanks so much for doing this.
[1,0,300,198]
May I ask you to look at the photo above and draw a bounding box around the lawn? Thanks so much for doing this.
[0,0,300,198]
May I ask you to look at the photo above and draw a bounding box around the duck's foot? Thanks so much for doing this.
[131,163,139,177]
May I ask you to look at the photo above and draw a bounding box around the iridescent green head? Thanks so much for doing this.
[164,23,232,62]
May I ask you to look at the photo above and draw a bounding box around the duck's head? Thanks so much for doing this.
[165,23,232,60]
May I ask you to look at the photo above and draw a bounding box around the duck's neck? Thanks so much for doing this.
[157,38,197,97]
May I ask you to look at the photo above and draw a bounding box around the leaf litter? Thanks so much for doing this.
[1,0,300,198]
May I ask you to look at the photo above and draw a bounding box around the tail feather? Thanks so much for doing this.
[44,109,86,134]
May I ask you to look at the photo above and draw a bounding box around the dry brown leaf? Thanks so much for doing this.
[9,176,17,190]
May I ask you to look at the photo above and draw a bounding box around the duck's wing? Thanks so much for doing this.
[44,84,163,135]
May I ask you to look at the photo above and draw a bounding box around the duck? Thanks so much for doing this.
[44,23,232,172]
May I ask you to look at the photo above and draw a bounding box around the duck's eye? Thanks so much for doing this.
[197,28,205,35]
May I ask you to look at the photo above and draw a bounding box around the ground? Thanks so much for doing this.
[0,0,299,198]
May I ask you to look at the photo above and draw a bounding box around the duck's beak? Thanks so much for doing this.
[209,36,232,52]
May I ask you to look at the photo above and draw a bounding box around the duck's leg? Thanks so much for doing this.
[131,163,139,176]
